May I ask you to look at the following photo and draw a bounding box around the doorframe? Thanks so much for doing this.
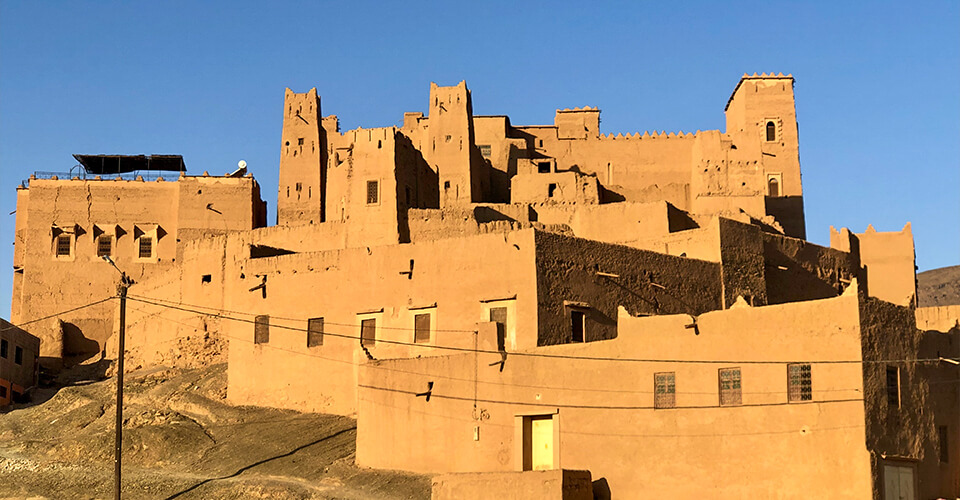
[514,408,560,471]
[880,458,920,500]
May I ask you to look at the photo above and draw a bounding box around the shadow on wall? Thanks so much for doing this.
[592,478,611,500]
[598,185,625,203]
[61,321,101,367]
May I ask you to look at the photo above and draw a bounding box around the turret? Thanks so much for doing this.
[277,88,325,225]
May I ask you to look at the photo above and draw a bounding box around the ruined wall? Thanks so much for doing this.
[510,171,599,205]
[916,305,960,332]
[225,230,539,414]
[357,290,873,498]
[763,231,860,305]
[855,224,917,307]
[533,231,722,346]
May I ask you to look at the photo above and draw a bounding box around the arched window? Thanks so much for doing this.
[766,121,776,142]
[768,177,779,197]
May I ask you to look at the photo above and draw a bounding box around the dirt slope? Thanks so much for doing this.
[0,362,430,500]
[917,265,960,307]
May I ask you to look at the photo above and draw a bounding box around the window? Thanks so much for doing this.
[570,310,585,342]
[479,144,491,158]
[766,121,776,142]
[297,137,304,145]
[0,339,6,358]
[886,366,900,408]
[538,162,551,174]
[366,180,379,205]
[719,367,742,406]
[56,235,71,257]
[768,177,780,197]
[97,235,112,257]
[414,313,431,343]
[201,274,212,284]
[788,363,812,402]
[489,307,507,351]
[940,425,950,463]
[14,346,23,365]
[254,315,269,344]
[0,386,5,399]
[654,372,676,409]
[360,318,376,347]
[548,183,557,198]
[139,236,153,259]
[307,317,324,347]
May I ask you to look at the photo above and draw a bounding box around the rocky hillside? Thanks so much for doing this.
[918,265,960,307]
[0,362,430,500]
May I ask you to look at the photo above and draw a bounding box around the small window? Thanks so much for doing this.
[0,339,7,358]
[14,346,23,365]
[940,425,949,463]
[538,162,551,174]
[766,121,776,142]
[489,307,507,351]
[254,315,269,344]
[307,317,324,347]
[96,235,112,257]
[139,237,153,259]
[295,182,302,192]
[414,313,431,343]
[0,386,6,399]
[719,367,742,406]
[445,135,452,143]
[366,180,379,205]
[405,186,412,206]
[788,363,812,402]
[768,177,780,197]
[298,137,304,145]
[443,181,450,190]
[886,366,900,408]
[654,372,676,409]
[360,318,376,347]
[538,139,543,148]
[201,274,212,284]
[548,183,557,198]
[56,235,71,257]
[570,310,585,342]
[479,145,491,158]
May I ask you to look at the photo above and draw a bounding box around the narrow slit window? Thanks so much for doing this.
[307,317,324,347]
[414,313,431,343]
[0,339,7,358]
[570,310,585,342]
[360,318,376,347]
[14,346,23,365]
[139,237,153,259]
[886,366,900,408]
[719,367,742,406]
[366,180,379,205]
[940,425,949,463]
[787,363,812,402]
[766,121,776,141]
[654,372,676,409]
[56,235,71,257]
[254,315,269,344]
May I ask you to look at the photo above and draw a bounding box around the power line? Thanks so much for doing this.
[0,296,116,335]
[127,295,956,366]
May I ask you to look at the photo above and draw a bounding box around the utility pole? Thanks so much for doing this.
[103,256,132,500]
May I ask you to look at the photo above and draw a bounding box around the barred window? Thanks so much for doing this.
[307,317,323,347]
[886,366,900,408]
[139,236,153,259]
[97,235,112,257]
[654,372,676,409]
[254,315,269,344]
[56,235,71,256]
[414,313,431,343]
[366,180,379,205]
[479,144,491,158]
[788,363,812,402]
[719,367,742,406]
[360,318,376,347]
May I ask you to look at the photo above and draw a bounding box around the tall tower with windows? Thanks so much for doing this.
[277,88,326,225]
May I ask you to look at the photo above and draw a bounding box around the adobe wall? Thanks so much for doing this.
[431,470,593,500]
[11,175,264,367]
[225,230,539,414]
[762,231,860,305]
[856,224,917,307]
[0,319,41,405]
[533,231,722,345]
[859,297,959,499]
[277,88,325,225]
[916,305,960,332]
[356,289,874,498]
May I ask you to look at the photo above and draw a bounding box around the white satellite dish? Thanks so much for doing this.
[238,160,247,169]
[229,160,248,177]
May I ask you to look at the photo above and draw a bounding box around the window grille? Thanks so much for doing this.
[654,372,676,409]
[360,318,376,347]
[139,237,153,259]
[414,313,431,343]
[787,363,812,402]
[479,145,491,158]
[307,317,324,347]
[97,236,112,257]
[56,235,71,256]
[254,315,269,344]
[366,181,379,204]
[719,368,742,406]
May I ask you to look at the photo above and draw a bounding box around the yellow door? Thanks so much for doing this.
[531,416,554,470]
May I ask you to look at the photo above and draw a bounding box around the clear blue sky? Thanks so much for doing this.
[2,1,958,318]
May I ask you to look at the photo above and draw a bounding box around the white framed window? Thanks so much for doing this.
[767,173,783,197]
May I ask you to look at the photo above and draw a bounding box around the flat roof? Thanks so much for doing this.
[73,154,186,174]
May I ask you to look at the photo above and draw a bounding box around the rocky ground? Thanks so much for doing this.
[0,362,430,500]
[918,265,960,307]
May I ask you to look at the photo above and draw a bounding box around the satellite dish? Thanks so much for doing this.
[238,160,247,169]
[229,160,248,177]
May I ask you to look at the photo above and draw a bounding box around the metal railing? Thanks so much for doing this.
[26,165,183,184]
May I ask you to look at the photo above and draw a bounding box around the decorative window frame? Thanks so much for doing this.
[51,224,80,261]
[763,117,782,143]
[134,224,163,262]
[766,172,783,197]
[365,178,381,206]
